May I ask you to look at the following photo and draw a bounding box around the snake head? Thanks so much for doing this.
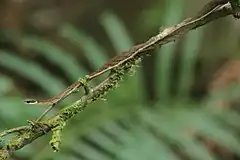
[24,99,39,104]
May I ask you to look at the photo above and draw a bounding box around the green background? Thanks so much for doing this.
[0,0,240,159]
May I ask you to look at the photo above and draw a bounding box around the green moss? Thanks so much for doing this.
[49,121,65,152]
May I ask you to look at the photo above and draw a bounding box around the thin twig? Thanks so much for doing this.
[0,126,30,138]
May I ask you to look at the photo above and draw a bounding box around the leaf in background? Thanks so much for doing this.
[0,51,66,95]
[31,146,77,160]
[0,97,42,127]
[177,29,204,98]
[141,107,239,160]
[82,128,120,154]
[157,0,185,101]
[61,103,140,150]
[15,143,36,160]
[138,1,165,32]
[100,12,133,53]
[22,36,87,81]
[59,24,108,70]
[178,137,217,160]
[196,117,240,154]
[72,141,113,160]
[118,127,179,160]
[207,83,240,106]
[218,110,240,128]
[0,75,14,95]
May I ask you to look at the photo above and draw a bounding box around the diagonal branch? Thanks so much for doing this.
[0,1,238,159]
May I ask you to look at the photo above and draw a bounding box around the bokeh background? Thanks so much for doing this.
[0,0,240,159]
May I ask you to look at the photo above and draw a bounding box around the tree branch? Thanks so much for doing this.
[0,1,238,159]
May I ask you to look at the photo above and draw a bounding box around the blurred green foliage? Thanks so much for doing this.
[0,0,240,159]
